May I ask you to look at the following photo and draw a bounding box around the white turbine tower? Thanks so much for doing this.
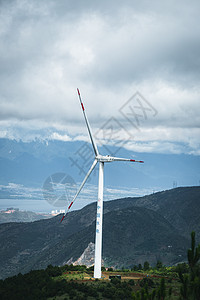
[61,89,144,278]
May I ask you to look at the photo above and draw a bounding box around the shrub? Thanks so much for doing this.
[128,279,135,286]
[139,277,155,288]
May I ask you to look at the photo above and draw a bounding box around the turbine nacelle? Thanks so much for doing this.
[96,155,116,162]
[96,155,144,163]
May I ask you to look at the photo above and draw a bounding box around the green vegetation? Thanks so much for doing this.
[0,232,199,300]
[178,231,200,300]
[0,264,181,300]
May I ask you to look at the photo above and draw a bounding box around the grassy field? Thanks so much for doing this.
[49,269,181,300]
[55,270,144,281]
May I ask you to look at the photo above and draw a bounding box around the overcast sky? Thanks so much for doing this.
[0,0,200,155]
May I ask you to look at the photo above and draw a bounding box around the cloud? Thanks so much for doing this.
[50,132,72,142]
[0,0,199,155]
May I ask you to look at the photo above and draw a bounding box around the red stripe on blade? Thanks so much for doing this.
[139,161,144,163]
[60,215,65,223]
[77,88,80,96]
[130,159,135,162]
[68,202,73,210]
[81,103,85,111]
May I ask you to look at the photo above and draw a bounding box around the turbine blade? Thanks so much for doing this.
[130,159,144,163]
[61,159,98,222]
[77,88,99,156]
[111,157,144,163]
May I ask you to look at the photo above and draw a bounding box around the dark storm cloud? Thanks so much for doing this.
[0,0,199,154]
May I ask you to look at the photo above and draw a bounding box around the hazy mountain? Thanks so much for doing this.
[0,186,199,279]
[0,208,51,224]
[0,138,199,189]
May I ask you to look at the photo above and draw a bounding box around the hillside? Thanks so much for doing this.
[0,186,199,279]
[0,206,188,279]
[109,186,200,239]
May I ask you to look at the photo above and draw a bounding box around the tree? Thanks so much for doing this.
[107,267,113,272]
[144,261,150,271]
[128,279,135,286]
[179,231,200,300]
[156,260,163,270]
[138,263,142,270]
[187,231,200,274]
[46,265,62,277]
[160,278,166,300]
[168,286,172,299]
[175,262,189,275]
[140,287,148,300]
[132,265,139,271]
[139,277,155,288]
[179,272,189,300]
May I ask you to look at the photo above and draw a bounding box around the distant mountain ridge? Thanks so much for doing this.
[0,208,51,224]
[0,186,199,279]
[0,137,199,190]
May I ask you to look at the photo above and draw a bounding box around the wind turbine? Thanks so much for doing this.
[61,89,144,278]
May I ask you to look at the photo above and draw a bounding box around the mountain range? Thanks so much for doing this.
[0,186,199,279]
[0,137,199,190]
